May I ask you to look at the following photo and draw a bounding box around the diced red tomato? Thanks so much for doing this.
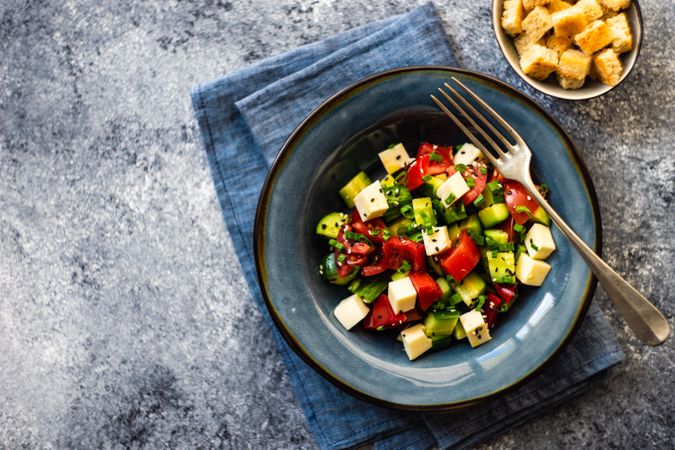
[350,209,386,244]
[497,216,518,243]
[439,231,481,282]
[446,161,488,205]
[409,272,442,311]
[417,144,453,176]
[363,294,407,330]
[494,283,518,307]
[416,142,436,157]
[383,238,405,270]
[489,167,505,183]
[403,239,426,272]
[504,180,540,225]
[483,293,503,328]
[403,307,424,323]
[361,254,388,277]
[360,237,426,276]
[406,160,424,191]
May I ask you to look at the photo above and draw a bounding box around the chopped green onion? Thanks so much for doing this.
[480,166,487,174]
[466,177,475,188]
[398,260,412,273]
[538,184,549,197]
[515,205,532,216]
[474,294,486,311]
[455,164,466,173]
[382,229,392,241]
[337,254,347,263]
[388,143,397,149]
[529,239,539,250]
[401,204,414,219]
[345,230,368,242]
[422,175,432,182]
[472,194,485,208]
[513,223,525,233]
[468,230,485,246]
[370,228,382,236]
[429,152,443,163]
[444,193,456,206]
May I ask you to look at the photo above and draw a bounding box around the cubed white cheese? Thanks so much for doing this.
[334,294,370,330]
[467,326,492,348]
[378,143,413,174]
[353,180,388,221]
[388,276,417,313]
[452,143,485,166]
[436,172,469,206]
[422,226,452,256]
[524,223,556,260]
[459,309,486,333]
[400,324,432,360]
[516,253,552,286]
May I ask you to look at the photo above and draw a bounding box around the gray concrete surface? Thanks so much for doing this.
[0,0,673,448]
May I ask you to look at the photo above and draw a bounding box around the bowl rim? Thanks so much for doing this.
[490,0,644,101]
[253,66,602,411]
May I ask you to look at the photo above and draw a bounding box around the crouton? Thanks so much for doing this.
[546,34,573,56]
[574,20,613,53]
[514,34,540,56]
[520,44,559,80]
[552,7,587,37]
[593,48,623,85]
[502,0,525,36]
[557,74,586,89]
[557,48,592,79]
[522,6,553,41]
[548,0,572,13]
[598,0,630,12]
[523,0,551,11]
[606,12,633,53]
[574,0,604,22]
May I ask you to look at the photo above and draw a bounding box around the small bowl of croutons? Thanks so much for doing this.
[492,0,643,100]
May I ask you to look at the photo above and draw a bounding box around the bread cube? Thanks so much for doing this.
[552,7,587,37]
[574,20,613,54]
[557,74,586,89]
[593,48,623,85]
[547,0,572,13]
[502,0,524,36]
[514,34,538,56]
[546,34,572,56]
[522,6,553,41]
[606,12,633,53]
[523,0,551,11]
[598,0,630,12]
[557,48,592,79]
[520,44,558,80]
[574,0,604,22]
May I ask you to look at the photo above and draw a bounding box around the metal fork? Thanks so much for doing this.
[431,77,670,346]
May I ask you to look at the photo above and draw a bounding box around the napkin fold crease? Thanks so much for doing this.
[191,3,623,449]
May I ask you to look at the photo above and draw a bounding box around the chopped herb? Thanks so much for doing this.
[337,254,346,263]
[472,194,485,208]
[466,177,475,188]
[455,164,466,173]
[422,175,432,182]
[370,228,382,236]
[382,229,392,241]
[513,223,525,233]
[538,184,550,197]
[474,295,486,311]
[401,204,414,219]
[529,239,539,251]
[398,260,412,273]
[429,152,443,163]
[480,166,487,174]
[515,205,532,216]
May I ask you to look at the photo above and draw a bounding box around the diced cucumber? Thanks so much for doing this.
[424,310,460,337]
[315,212,349,239]
[430,335,453,351]
[487,251,516,284]
[483,181,504,207]
[484,229,509,244]
[320,253,359,285]
[412,197,436,227]
[515,243,527,261]
[391,260,412,281]
[448,223,461,241]
[422,175,445,197]
[478,203,510,228]
[531,206,551,226]
[454,272,487,307]
[339,171,371,208]
[352,275,388,303]
[460,214,483,236]
[436,277,452,301]
[453,321,467,340]
[426,256,444,276]
[448,292,464,306]
[432,199,467,225]
[388,217,413,237]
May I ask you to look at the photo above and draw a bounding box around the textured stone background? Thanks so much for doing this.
[0,0,673,448]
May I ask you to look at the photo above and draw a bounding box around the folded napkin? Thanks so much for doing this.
[191,3,623,449]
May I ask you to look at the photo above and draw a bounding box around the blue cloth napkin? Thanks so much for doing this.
[191,3,623,449]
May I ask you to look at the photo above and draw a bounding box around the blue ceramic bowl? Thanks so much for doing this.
[254,67,600,410]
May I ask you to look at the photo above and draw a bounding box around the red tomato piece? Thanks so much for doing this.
[409,272,442,311]
[497,215,518,243]
[404,239,426,273]
[504,180,541,225]
[350,209,386,244]
[416,141,436,157]
[403,307,424,323]
[406,160,424,192]
[363,294,407,330]
[439,231,481,282]
[446,161,488,205]
[483,293,503,328]
[418,144,453,176]
[361,257,388,277]
[494,283,519,306]
[383,238,405,270]
[489,167,505,183]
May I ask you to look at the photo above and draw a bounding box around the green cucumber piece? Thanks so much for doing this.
[487,251,516,284]
[388,217,413,237]
[460,214,483,236]
[436,277,452,301]
[339,171,371,208]
[515,243,527,261]
[454,272,487,307]
[447,223,461,241]
[352,275,388,303]
[426,256,444,276]
[412,197,436,227]
[424,310,460,337]
[433,199,468,225]
[391,260,412,281]
[478,203,510,228]
[484,229,509,244]
[531,206,551,226]
[319,253,359,285]
[430,335,453,351]
[453,321,467,340]
[316,212,349,239]
[483,180,504,206]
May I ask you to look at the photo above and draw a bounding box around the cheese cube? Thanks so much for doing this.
[575,0,604,22]
[334,294,370,330]
[516,253,552,286]
[524,223,556,260]
[501,0,524,37]
[459,309,486,334]
[467,326,492,348]
[520,44,559,80]
[552,7,587,37]
[574,20,613,54]
[522,6,553,41]
[436,171,469,206]
[598,0,630,12]
[557,49,592,80]
[606,13,633,53]
[378,143,413,174]
[453,143,485,166]
[399,324,432,360]
[422,226,452,256]
[353,180,388,221]
[593,48,623,85]
[388,276,417,313]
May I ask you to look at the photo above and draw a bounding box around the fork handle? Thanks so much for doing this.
[523,180,670,346]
